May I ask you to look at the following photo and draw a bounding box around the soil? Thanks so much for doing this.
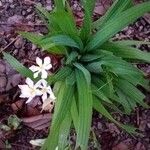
[0,0,150,150]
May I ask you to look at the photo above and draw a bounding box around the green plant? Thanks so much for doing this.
[0,115,21,131]
[3,0,150,149]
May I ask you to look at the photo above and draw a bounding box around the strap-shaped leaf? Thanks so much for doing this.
[74,63,91,84]
[80,0,96,42]
[35,5,60,32]
[75,68,92,150]
[47,66,72,84]
[93,0,133,29]
[116,79,149,108]
[92,84,112,104]
[86,2,150,51]
[101,42,150,63]
[100,55,143,76]
[80,54,102,62]
[40,35,81,50]
[93,96,138,135]
[54,0,65,10]
[114,40,150,46]
[19,32,43,45]
[116,89,132,114]
[51,10,83,49]
[35,5,52,31]
[43,73,75,150]
[20,32,66,54]
[119,74,149,91]
[58,112,72,150]
[71,96,79,132]
[3,52,33,79]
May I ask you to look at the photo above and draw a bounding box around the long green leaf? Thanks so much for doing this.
[19,32,43,45]
[71,96,79,132]
[116,79,149,108]
[54,0,65,10]
[3,52,33,79]
[114,40,150,46]
[51,11,83,49]
[75,68,92,150]
[86,2,150,51]
[74,63,91,84]
[101,42,150,63]
[47,66,72,84]
[43,74,75,150]
[80,0,96,42]
[93,96,138,134]
[58,112,72,150]
[40,35,81,50]
[20,32,66,54]
[92,84,112,104]
[93,0,133,29]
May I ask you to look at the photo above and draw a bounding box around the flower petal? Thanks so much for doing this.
[18,84,29,90]
[26,78,34,87]
[45,64,52,70]
[40,79,47,87]
[42,93,48,101]
[35,79,42,88]
[44,57,51,66]
[20,93,29,98]
[41,70,48,79]
[35,89,43,96]
[36,57,42,66]
[49,90,56,100]
[29,66,40,72]
[26,97,34,103]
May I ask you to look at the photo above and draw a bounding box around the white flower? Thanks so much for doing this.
[29,57,52,79]
[37,79,56,101]
[18,78,42,103]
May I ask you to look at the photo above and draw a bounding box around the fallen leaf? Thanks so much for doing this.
[21,114,51,130]
[11,100,24,112]
[112,142,129,150]
[41,98,55,112]
[135,142,146,150]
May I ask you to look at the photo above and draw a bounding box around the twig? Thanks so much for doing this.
[136,108,140,126]
[11,143,34,149]
[0,22,46,27]
[0,36,19,54]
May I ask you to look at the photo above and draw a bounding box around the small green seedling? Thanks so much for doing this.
[0,115,21,131]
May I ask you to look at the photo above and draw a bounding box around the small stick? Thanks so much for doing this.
[0,36,19,54]
[136,108,140,126]
[0,22,46,27]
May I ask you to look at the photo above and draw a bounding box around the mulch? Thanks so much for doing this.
[0,0,150,149]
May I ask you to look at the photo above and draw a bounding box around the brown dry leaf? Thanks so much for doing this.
[0,94,8,104]
[25,105,41,117]
[112,142,129,150]
[134,142,146,150]
[94,5,105,15]
[41,98,55,112]
[144,13,150,24]
[21,114,51,130]
[11,100,24,112]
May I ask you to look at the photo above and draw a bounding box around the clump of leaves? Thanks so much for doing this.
[3,0,150,149]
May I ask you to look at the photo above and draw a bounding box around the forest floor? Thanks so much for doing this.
[0,0,150,150]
